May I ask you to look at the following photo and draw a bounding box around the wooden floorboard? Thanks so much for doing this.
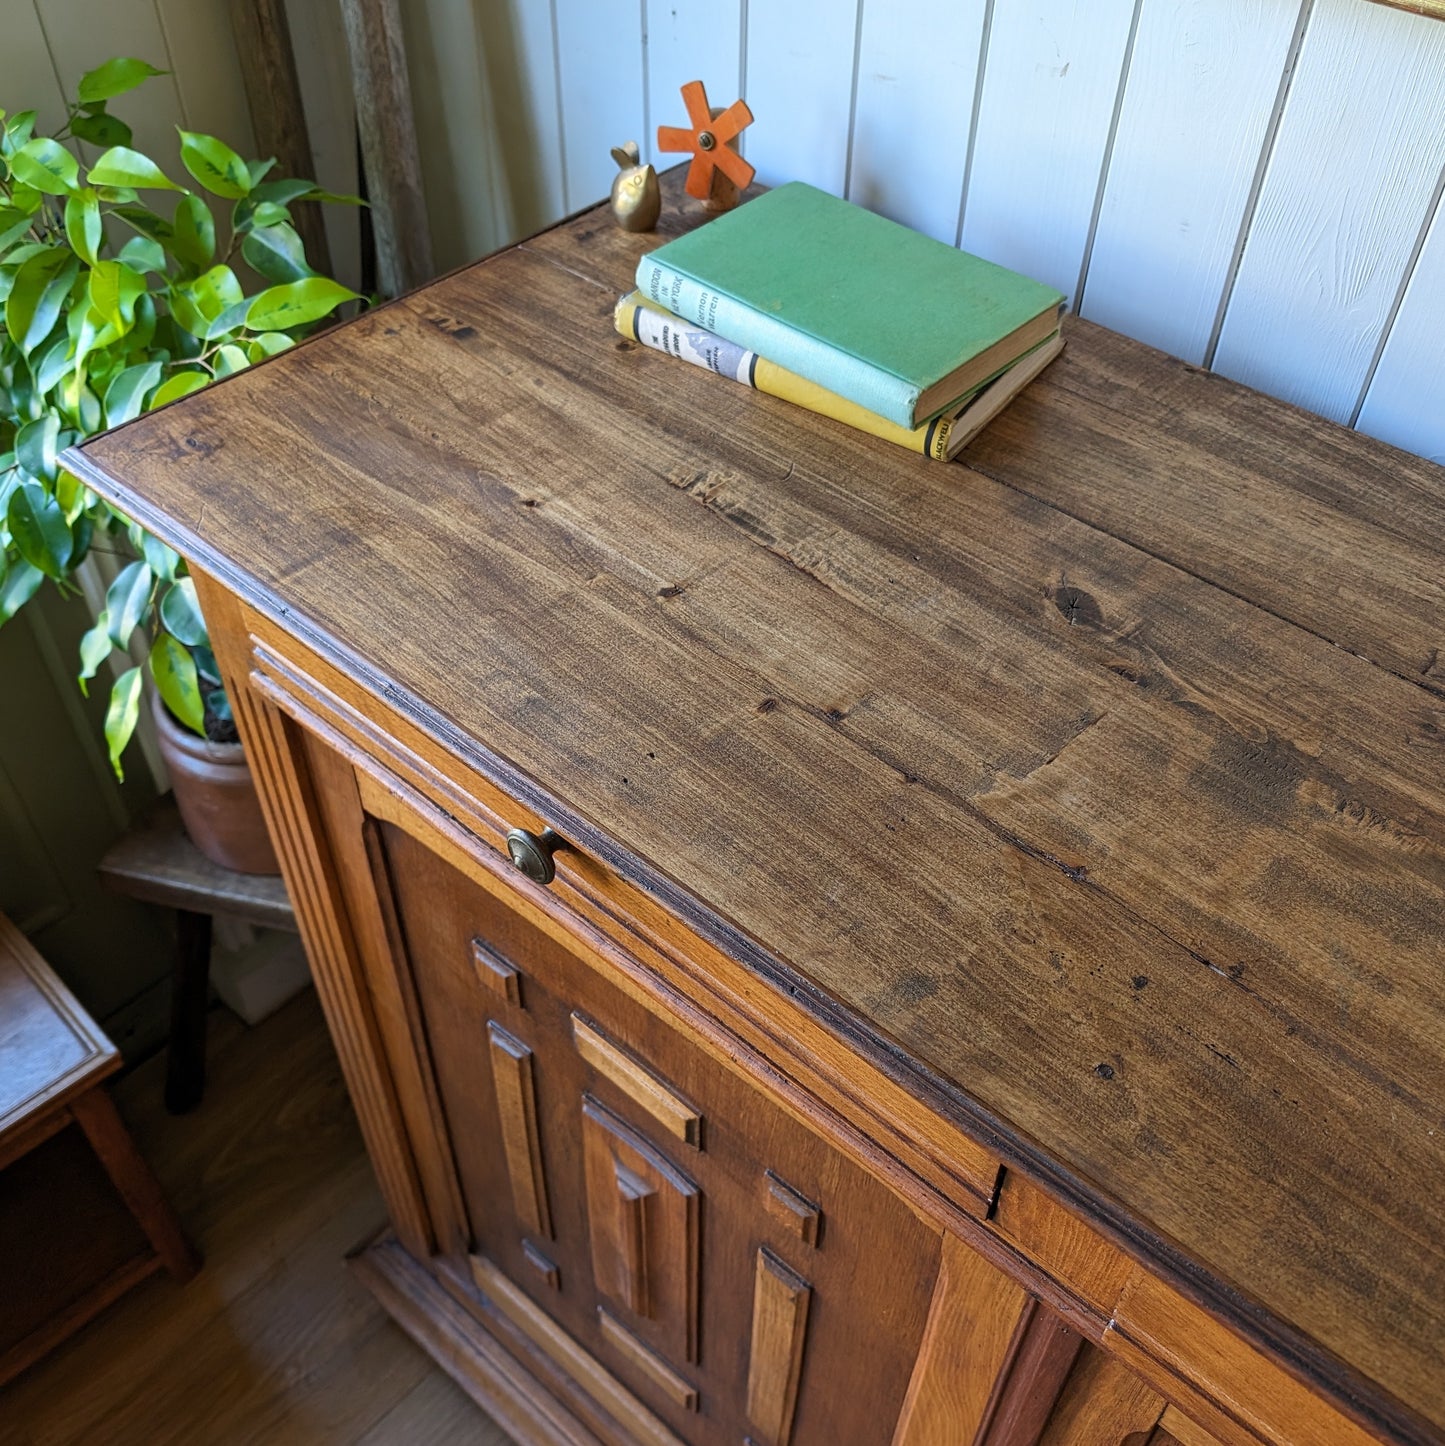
[0,990,513,1446]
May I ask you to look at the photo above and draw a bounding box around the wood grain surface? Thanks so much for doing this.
[69,171,1445,1442]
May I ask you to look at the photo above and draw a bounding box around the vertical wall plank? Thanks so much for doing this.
[745,0,860,195]
[1081,0,1302,364]
[473,0,568,242]
[0,0,68,133]
[1211,0,1445,422]
[848,0,987,241]
[154,0,255,154]
[400,1,508,271]
[1354,188,1445,464]
[961,0,1138,303]
[283,0,363,294]
[554,0,646,213]
[646,0,743,172]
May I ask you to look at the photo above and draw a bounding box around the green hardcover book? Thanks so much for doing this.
[635,181,1065,430]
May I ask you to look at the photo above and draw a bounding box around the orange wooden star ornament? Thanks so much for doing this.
[657,79,755,206]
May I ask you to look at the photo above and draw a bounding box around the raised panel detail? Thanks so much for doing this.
[469,1253,684,1446]
[571,1013,701,1146]
[746,1248,811,1446]
[487,1022,552,1239]
[598,1307,700,1412]
[581,1095,699,1363]
[521,1239,560,1290]
[764,1172,821,1248]
[472,937,522,1007]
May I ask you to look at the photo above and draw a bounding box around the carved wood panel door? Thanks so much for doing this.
[365,811,939,1446]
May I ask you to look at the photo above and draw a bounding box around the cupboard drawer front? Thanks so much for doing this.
[370,812,938,1446]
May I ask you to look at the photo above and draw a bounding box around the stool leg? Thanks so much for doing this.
[70,1088,200,1281]
[166,909,212,1114]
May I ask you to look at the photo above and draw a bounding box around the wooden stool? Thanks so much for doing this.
[0,912,198,1385]
[99,799,296,1114]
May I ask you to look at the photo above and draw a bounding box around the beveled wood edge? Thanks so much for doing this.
[0,1106,73,1173]
[0,912,119,1137]
[349,1234,606,1446]
[222,606,1436,1444]
[570,1013,702,1147]
[467,1253,684,1446]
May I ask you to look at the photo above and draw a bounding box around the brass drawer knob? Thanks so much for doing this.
[505,827,563,885]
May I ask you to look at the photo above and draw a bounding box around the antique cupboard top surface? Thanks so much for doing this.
[71,176,1445,1440]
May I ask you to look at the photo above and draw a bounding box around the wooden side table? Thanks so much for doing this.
[0,911,198,1385]
[99,799,296,1113]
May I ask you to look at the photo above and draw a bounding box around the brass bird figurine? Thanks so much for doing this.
[609,142,661,232]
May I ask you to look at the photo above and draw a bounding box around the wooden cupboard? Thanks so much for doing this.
[69,172,1445,1445]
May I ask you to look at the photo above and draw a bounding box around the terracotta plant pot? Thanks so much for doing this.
[151,693,280,875]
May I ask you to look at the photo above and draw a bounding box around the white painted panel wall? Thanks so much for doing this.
[554,0,648,214]
[960,0,1138,305]
[1355,190,1445,465]
[646,0,744,167]
[3,0,1444,458]
[471,0,568,243]
[1081,0,1303,364]
[1212,0,1445,422]
[745,0,860,195]
[848,0,988,242]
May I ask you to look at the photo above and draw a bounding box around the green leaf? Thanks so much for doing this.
[67,512,92,566]
[87,146,182,191]
[159,575,207,646]
[248,200,292,228]
[87,260,146,334]
[213,343,248,377]
[7,481,72,577]
[150,632,204,733]
[150,370,208,408]
[112,206,176,253]
[246,276,357,332]
[172,193,215,268]
[55,470,87,522]
[117,235,166,275]
[178,129,250,199]
[9,137,80,195]
[246,157,277,188]
[0,556,43,621]
[247,331,294,362]
[4,249,78,356]
[170,263,244,340]
[105,558,152,649]
[191,643,221,685]
[78,609,112,694]
[104,359,163,426]
[15,412,59,484]
[0,206,34,250]
[31,333,72,396]
[63,189,103,265]
[141,532,179,581]
[1,110,37,158]
[241,222,312,284]
[104,664,143,779]
[78,58,167,105]
[70,111,133,148]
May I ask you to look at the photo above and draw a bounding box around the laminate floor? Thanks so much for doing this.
[0,990,513,1446]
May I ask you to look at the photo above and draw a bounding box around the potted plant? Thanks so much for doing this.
[1,58,360,872]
